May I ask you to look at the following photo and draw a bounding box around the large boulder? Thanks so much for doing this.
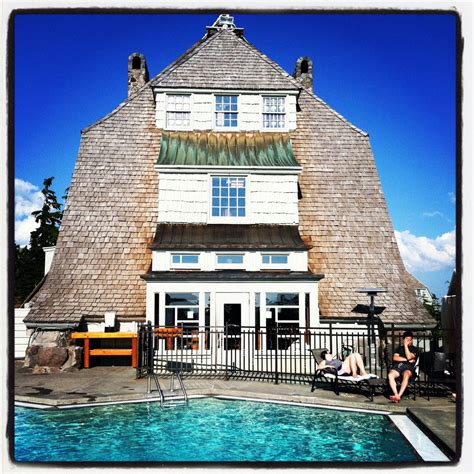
[23,330,83,371]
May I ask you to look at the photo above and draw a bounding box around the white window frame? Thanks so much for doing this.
[166,94,192,130]
[209,175,249,223]
[215,253,245,269]
[261,253,290,269]
[170,253,201,269]
[264,292,301,351]
[261,95,287,131]
[214,94,239,130]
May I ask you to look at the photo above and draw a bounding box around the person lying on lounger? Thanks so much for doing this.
[318,350,370,379]
[387,331,420,403]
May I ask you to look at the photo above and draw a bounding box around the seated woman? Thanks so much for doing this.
[318,350,369,378]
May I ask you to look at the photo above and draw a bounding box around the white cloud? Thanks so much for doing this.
[395,229,455,273]
[15,178,44,246]
[448,192,456,204]
[421,211,444,219]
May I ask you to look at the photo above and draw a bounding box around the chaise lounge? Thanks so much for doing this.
[309,348,379,401]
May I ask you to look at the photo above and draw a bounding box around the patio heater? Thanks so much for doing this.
[355,288,387,372]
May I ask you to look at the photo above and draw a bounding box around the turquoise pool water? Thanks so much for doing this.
[15,398,418,462]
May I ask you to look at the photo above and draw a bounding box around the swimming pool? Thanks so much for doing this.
[15,398,421,462]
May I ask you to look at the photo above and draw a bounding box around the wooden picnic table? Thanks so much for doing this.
[70,332,138,369]
[154,327,183,350]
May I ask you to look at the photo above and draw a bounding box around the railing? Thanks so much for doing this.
[136,323,456,387]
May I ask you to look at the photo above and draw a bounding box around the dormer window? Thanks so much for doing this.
[211,176,246,217]
[263,96,285,129]
[167,94,191,128]
[215,95,238,128]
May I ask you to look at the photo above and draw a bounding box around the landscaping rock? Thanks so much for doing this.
[61,346,83,371]
[25,346,68,368]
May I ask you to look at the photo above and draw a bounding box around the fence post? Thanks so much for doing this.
[274,327,279,385]
[136,323,142,379]
[146,321,153,375]
[329,322,333,353]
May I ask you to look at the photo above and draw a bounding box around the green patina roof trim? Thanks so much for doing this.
[157,132,300,168]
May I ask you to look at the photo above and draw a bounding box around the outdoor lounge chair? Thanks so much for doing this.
[309,348,379,401]
[423,351,455,400]
[387,347,421,400]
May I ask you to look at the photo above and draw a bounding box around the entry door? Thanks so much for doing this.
[215,293,249,366]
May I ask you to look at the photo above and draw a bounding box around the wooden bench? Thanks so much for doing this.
[71,332,138,368]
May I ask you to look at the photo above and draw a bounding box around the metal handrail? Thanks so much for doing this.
[147,372,165,408]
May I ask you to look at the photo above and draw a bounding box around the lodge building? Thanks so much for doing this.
[22,15,434,368]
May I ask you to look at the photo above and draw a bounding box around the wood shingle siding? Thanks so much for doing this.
[293,89,432,325]
[25,88,160,325]
[24,23,433,327]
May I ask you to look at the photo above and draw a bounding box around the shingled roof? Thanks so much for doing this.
[293,89,433,325]
[25,21,433,327]
[151,28,299,91]
[24,88,161,325]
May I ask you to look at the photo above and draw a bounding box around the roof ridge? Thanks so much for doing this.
[149,30,225,87]
[300,88,368,137]
[82,32,217,134]
[221,32,368,137]
[235,33,302,90]
[81,85,149,134]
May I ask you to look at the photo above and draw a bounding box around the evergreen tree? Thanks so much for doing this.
[30,177,63,247]
[15,177,63,306]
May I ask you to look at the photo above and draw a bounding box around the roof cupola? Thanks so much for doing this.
[206,13,244,37]
[128,52,149,97]
[293,56,313,92]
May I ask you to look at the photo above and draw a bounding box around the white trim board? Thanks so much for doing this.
[389,414,449,462]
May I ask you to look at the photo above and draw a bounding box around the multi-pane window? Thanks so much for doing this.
[171,254,199,267]
[167,95,191,128]
[265,293,300,350]
[216,254,244,265]
[211,177,246,217]
[263,96,285,129]
[215,95,238,127]
[262,254,289,265]
[164,293,199,349]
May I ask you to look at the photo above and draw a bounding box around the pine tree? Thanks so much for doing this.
[15,177,63,306]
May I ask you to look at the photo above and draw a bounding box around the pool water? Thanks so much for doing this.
[15,398,418,462]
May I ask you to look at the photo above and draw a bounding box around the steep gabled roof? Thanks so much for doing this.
[151,28,300,91]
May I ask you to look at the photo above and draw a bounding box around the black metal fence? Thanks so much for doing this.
[136,323,456,388]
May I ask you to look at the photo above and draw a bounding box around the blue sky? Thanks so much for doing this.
[13,12,457,298]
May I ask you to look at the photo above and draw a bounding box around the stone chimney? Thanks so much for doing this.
[293,56,313,92]
[128,52,149,97]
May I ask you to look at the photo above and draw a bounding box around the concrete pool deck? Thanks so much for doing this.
[14,363,458,459]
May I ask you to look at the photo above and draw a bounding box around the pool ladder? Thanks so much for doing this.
[147,372,188,409]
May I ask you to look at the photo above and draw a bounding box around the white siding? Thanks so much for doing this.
[14,308,31,359]
[155,91,297,132]
[239,94,261,131]
[152,250,308,272]
[43,246,55,274]
[250,175,298,224]
[158,173,209,222]
[158,173,299,224]
[192,93,213,130]
[155,93,166,129]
